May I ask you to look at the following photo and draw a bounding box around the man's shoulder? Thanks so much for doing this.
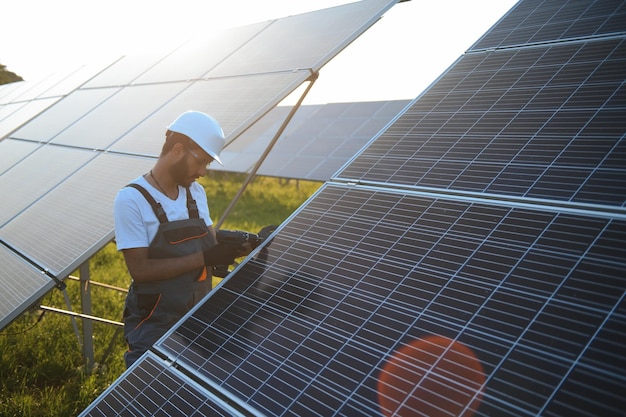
[115,176,149,204]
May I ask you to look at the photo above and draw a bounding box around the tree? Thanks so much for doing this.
[0,63,23,85]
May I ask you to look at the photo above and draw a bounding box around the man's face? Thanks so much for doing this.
[170,154,194,188]
[170,145,213,187]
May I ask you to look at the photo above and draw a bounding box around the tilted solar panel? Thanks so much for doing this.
[0,98,62,140]
[81,352,261,417]
[0,246,56,330]
[0,64,110,141]
[215,100,410,181]
[336,37,626,207]
[470,0,626,51]
[257,100,410,181]
[0,139,39,174]
[153,184,624,416]
[208,0,401,77]
[0,152,154,279]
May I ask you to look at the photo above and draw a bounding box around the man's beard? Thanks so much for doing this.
[170,156,194,188]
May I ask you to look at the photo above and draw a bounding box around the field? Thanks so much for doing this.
[0,172,321,417]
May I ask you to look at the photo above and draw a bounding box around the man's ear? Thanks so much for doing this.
[171,141,186,157]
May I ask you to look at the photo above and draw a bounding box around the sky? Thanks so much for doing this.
[1,0,517,105]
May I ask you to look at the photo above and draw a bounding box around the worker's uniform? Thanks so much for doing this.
[113,177,215,367]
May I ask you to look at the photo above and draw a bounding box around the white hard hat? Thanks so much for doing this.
[167,111,225,165]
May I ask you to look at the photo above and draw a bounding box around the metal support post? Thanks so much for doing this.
[216,72,319,228]
[79,261,95,372]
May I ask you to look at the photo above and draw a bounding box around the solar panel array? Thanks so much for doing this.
[0,0,400,330]
[81,0,626,416]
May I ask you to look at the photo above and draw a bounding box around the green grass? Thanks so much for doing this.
[0,173,321,417]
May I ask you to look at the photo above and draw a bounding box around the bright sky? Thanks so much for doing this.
[1,0,517,104]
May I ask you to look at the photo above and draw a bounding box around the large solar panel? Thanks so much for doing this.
[0,246,56,329]
[336,37,626,207]
[82,352,261,417]
[0,0,400,332]
[81,0,626,415]
[217,100,411,181]
[156,184,625,417]
[470,0,626,51]
[0,63,109,140]
[0,152,154,279]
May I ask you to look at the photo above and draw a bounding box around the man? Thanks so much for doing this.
[114,110,247,368]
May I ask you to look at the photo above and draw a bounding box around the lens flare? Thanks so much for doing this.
[377,335,486,417]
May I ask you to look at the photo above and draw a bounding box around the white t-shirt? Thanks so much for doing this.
[113,176,212,251]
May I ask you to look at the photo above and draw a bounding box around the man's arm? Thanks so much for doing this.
[122,247,205,283]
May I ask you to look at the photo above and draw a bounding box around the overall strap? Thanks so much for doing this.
[186,187,199,219]
[126,183,168,223]
[126,184,200,222]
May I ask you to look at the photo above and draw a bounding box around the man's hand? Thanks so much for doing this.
[202,242,246,266]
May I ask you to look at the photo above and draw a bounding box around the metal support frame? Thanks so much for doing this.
[40,259,124,373]
[216,72,319,228]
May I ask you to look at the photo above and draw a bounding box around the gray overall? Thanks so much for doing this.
[123,184,216,368]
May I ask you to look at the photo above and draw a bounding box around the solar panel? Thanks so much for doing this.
[0,152,154,278]
[9,88,121,143]
[80,352,260,417]
[0,139,39,174]
[470,0,626,51]
[336,37,626,207]
[216,100,410,181]
[151,184,624,417]
[80,0,625,415]
[0,145,95,226]
[209,0,400,77]
[0,64,110,141]
[132,22,273,85]
[257,101,410,180]
[0,246,55,330]
[0,98,62,139]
